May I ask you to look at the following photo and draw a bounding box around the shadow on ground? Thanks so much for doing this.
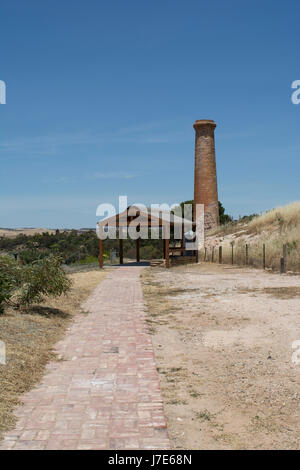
[109,261,150,267]
[28,306,71,319]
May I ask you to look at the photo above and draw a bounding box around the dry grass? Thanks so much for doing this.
[210,201,300,237]
[0,228,56,239]
[0,268,106,440]
[237,286,300,299]
[217,235,299,272]
[142,270,197,333]
[248,201,300,231]
[204,202,300,272]
[262,286,300,299]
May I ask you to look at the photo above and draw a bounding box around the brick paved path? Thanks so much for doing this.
[0,267,170,450]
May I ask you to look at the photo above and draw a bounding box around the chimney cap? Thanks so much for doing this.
[193,119,216,129]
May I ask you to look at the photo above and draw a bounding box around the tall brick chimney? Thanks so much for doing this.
[193,119,219,230]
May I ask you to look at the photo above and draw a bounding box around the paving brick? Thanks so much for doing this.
[0,267,170,450]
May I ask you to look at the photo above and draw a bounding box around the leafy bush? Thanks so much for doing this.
[19,249,49,264]
[238,213,258,223]
[0,255,71,312]
[0,256,21,313]
[17,255,71,306]
[219,201,233,225]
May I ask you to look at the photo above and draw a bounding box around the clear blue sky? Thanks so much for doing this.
[1,0,299,228]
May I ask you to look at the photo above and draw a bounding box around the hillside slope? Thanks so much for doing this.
[204,202,300,272]
[0,228,56,238]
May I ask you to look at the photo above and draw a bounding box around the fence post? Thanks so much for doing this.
[219,246,222,264]
[204,247,207,261]
[245,244,248,265]
[282,244,287,273]
[231,242,234,265]
[211,247,214,263]
[263,244,266,270]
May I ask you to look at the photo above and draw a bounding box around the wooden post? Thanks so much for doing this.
[136,238,140,263]
[245,244,249,265]
[219,246,222,264]
[211,247,214,263]
[263,244,266,270]
[282,244,287,273]
[163,237,166,259]
[99,238,103,268]
[181,223,184,256]
[119,238,123,265]
[280,257,285,274]
[231,242,234,265]
[165,238,169,268]
[204,247,207,261]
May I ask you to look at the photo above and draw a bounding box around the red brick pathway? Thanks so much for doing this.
[0,267,170,450]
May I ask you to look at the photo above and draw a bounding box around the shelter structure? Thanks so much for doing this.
[97,205,195,268]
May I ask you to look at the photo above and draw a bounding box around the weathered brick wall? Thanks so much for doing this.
[193,120,219,231]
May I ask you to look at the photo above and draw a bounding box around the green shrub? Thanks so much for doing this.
[219,201,233,225]
[0,256,21,313]
[17,255,71,306]
[19,249,49,264]
[0,255,71,311]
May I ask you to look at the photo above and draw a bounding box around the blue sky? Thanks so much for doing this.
[1,0,299,228]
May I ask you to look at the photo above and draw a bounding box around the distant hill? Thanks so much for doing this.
[0,228,57,238]
[0,228,97,239]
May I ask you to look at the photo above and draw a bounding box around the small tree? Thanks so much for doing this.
[218,201,233,225]
[0,256,21,313]
[0,254,71,312]
[17,255,71,306]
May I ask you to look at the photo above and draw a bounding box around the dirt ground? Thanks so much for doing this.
[0,268,107,440]
[142,262,300,450]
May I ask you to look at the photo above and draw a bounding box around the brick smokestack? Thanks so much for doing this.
[193,119,219,230]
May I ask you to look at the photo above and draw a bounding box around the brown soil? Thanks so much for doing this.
[142,262,300,449]
[0,269,107,440]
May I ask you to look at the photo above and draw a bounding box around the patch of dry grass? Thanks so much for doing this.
[209,201,300,238]
[215,235,300,272]
[262,286,300,299]
[203,202,300,272]
[237,286,300,299]
[0,268,106,440]
[142,270,193,332]
[0,228,56,239]
[248,201,300,231]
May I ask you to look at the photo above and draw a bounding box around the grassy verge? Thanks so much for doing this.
[0,268,106,440]
[205,201,300,272]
